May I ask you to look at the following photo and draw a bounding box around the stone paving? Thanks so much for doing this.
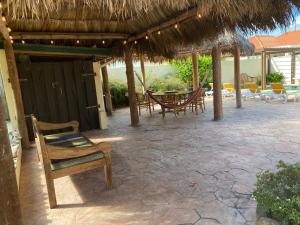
[20,98,300,225]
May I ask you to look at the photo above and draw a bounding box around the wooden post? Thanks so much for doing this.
[291,51,296,84]
[124,47,139,126]
[212,47,223,121]
[140,56,147,93]
[4,39,30,148]
[101,65,113,116]
[261,51,267,90]
[192,52,199,90]
[0,97,23,225]
[93,62,108,129]
[233,46,242,108]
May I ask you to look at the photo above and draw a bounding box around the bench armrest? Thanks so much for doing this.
[37,121,79,132]
[46,142,111,160]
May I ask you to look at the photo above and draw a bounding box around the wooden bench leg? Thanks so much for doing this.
[104,164,112,190]
[45,176,57,208]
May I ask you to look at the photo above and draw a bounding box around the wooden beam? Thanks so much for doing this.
[11,43,112,57]
[0,97,23,225]
[101,66,113,116]
[140,56,147,93]
[4,39,30,148]
[128,7,198,42]
[256,47,300,53]
[11,32,129,40]
[192,52,199,90]
[124,47,139,126]
[233,46,242,108]
[212,47,223,121]
[291,51,296,84]
[261,51,267,90]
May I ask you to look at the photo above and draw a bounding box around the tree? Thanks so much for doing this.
[170,56,213,88]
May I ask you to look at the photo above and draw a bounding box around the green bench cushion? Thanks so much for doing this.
[51,152,104,171]
[45,133,104,171]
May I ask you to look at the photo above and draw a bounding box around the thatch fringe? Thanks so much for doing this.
[5,0,300,58]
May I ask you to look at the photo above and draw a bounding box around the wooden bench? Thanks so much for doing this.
[31,116,112,208]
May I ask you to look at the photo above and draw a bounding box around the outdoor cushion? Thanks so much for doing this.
[46,133,105,171]
[51,152,104,171]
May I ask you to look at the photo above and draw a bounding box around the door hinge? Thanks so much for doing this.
[86,105,99,109]
[82,73,96,77]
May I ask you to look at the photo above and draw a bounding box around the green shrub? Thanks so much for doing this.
[169,56,213,88]
[109,81,129,107]
[253,161,300,225]
[266,72,285,84]
[149,77,188,92]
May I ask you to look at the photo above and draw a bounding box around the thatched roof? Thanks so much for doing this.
[4,0,300,58]
[176,31,255,57]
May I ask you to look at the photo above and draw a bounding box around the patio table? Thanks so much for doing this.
[152,91,193,115]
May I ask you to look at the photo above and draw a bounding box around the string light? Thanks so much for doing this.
[134,40,138,44]
[7,27,11,32]
[21,40,25,44]
[123,40,127,45]
[76,39,80,44]
[198,13,202,18]
[102,40,105,44]
[0,3,2,9]
[1,16,6,22]
[145,35,149,40]
[174,23,178,29]
[9,35,13,39]
[50,40,54,44]
[10,40,13,44]
[157,30,161,35]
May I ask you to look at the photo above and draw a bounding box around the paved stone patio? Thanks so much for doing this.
[20,98,300,225]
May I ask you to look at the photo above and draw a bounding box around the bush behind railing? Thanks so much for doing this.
[109,81,129,108]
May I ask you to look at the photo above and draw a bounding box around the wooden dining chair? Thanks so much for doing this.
[136,93,154,116]
[31,115,112,208]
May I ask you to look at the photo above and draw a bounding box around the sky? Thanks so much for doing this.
[252,9,300,36]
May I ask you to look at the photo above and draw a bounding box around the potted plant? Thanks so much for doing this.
[266,72,285,84]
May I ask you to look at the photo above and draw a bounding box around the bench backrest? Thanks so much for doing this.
[31,115,80,171]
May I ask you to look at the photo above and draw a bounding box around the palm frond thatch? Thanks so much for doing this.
[5,0,300,58]
[176,31,255,57]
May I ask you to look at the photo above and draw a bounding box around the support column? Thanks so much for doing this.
[93,62,107,129]
[101,65,113,116]
[0,97,23,225]
[192,52,199,90]
[4,39,29,148]
[212,47,223,121]
[291,51,296,84]
[261,51,267,90]
[233,46,242,108]
[140,56,147,93]
[124,47,139,126]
